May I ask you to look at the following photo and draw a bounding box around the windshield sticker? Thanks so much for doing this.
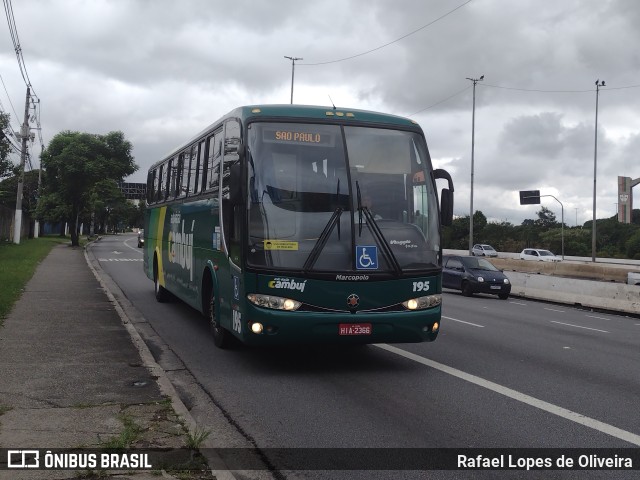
[264,240,299,251]
[356,246,378,270]
[390,239,418,249]
[268,278,307,293]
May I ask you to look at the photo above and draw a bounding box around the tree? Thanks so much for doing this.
[0,112,15,179]
[39,131,137,246]
[534,206,557,229]
[0,169,40,216]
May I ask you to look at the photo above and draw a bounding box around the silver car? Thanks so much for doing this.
[472,244,498,257]
[519,248,561,262]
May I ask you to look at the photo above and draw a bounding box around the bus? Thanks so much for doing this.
[143,104,454,348]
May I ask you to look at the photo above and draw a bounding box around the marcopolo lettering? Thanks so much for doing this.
[335,274,370,281]
[268,277,306,292]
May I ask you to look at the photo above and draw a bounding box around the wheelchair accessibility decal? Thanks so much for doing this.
[356,245,378,270]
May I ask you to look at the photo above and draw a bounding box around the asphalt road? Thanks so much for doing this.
[89,234,640,479]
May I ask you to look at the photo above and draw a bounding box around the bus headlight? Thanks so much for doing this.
[402,294,441,310]
[247,294,302,311]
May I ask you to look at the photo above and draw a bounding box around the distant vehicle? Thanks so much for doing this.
[472,244,498,257]
[137,229,144,248]
[519,248,561,262]
[442,255,511,299]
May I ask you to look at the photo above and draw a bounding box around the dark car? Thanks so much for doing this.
[137,229,144,248]
[442,255,511,299]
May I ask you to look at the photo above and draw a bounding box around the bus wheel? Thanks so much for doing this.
[153,258,170,303]
[207,287,230,349]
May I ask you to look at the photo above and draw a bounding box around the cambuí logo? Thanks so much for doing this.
[268,278,307,292]
[168,216,195,281]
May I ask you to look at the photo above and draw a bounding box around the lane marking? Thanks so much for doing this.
[442,316,484,328]
[586,315,610,321]
[98,258,143,262]
[550,321,609,333]
[124,237,144,253]
[375,344,640,446]
[509,301,527,306]
[544,307,565,313]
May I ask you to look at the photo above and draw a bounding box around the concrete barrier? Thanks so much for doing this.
[505,271,640,316]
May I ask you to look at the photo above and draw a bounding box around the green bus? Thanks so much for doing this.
[143,104,453,348]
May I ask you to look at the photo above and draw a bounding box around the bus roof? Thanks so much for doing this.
[153,104,421,170]
[234,104,418,127]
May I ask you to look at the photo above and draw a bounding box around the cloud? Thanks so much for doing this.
[1,0,638,226]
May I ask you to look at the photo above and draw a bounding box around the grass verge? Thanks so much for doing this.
[0,235,75,323]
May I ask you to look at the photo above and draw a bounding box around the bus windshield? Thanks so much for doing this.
[246,122,440,274]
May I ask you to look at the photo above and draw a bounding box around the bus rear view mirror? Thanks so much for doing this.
[440,188,453,226]
[433,169,454,226]
[229,161,243,205]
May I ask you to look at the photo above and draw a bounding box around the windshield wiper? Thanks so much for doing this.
[360,206,402,275]
[303,207,343,272]
[354,181,401,274]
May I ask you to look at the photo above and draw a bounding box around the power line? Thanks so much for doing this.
[406,80,640,118]
[0,72,20,123]
[408,85,471,116]
[3,0,39,99]
[481,82,640,93]
[300,0,473,66]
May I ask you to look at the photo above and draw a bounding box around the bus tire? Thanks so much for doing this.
[206,283,230,349]
[153,257,170,303]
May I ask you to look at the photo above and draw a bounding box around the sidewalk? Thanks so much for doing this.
[0,244,213,479]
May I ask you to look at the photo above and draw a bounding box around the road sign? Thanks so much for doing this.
[519,190,541,205]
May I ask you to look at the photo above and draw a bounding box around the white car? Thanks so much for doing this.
[519,248,561,262]
[472,244,498,257]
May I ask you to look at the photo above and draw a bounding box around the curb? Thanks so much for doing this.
[84,241,236,480]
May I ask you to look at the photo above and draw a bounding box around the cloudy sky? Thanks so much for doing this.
[1,0,639,225]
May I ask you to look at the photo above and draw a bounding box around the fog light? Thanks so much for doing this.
[432,322,439,332]
[251,322,264,334]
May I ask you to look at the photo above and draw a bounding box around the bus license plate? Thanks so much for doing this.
[339,323,372,336]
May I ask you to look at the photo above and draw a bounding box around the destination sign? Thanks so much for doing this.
[263,128,334,146]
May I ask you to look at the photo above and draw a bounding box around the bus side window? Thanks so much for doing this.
[191,141,204,195]
[180,149,191,197]
[206,130,223,193]
[157,164,164,202]
[222,118,242,261]
[166,158,176,200]
[147,170,156,203]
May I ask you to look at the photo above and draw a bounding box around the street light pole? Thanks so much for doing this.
[284,56,303,104]
[539,194,565,260]
[592,79,605,262]
[466,75,483,255]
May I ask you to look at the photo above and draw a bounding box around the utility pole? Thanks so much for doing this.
[592,80,605,262]
[13,87,30,244]
[466,75,483,255]
[284,56,302,104]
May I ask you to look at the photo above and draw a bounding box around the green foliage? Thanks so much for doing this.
[0,169,40,215]
[443,208,640,258]
[38,130,137,245]
[626,230,640,259]
[0,112,14,179]
[0,236,71,322]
